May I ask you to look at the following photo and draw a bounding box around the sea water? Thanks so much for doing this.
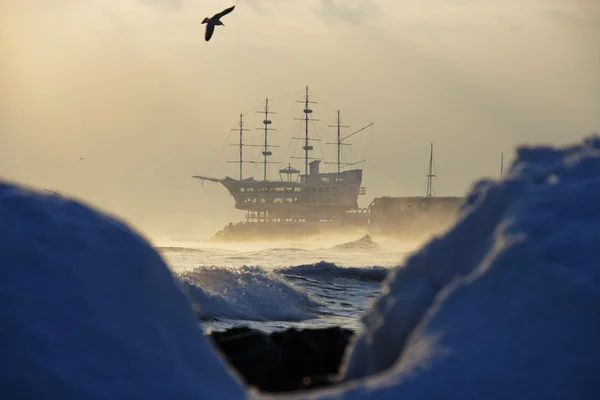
[156,234,423,333]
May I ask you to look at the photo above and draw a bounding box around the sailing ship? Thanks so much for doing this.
[193,86,373,239]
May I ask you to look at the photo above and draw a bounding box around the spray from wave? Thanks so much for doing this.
[329,234,380,251]
[178,266,322,322]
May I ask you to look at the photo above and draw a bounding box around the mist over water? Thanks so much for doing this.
[156,232,420,267]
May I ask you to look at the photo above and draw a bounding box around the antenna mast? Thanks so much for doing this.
[256,97,277,181]
[294,86,318,175]
[426,142,436,197]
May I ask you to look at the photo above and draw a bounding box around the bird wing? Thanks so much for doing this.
[212,5,235,20]
[205,23,215,41]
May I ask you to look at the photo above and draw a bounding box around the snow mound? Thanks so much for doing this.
[0,183,244,399]
[272,136,600,399]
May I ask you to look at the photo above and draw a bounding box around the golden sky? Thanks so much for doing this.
[1,0,599,241]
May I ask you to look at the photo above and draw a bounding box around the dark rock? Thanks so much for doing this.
[208,326,354,393]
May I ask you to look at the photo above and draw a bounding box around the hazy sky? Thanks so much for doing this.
[1,0,599,241]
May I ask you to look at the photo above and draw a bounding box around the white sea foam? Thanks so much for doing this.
[179,265,322,322]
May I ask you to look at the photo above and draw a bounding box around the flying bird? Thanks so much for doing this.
[202,5,235,42]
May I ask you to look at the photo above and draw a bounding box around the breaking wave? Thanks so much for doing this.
[178,266,322,322]
[177,260,391,323]
[330,234,380,251]
[277,261,389,283]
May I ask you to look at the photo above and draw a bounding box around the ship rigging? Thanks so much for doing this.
[192,86,373,223]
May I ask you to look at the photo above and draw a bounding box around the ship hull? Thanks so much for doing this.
[209,196,463,242]
[211,220,370,242]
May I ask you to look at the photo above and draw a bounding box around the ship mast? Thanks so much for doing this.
[294,86,318,176]
[226,113,252,180]
[327,110,349,177]
[426,142,436,197]
[326,115,372,175]
[239,114,244,180]
[256,97,277,181]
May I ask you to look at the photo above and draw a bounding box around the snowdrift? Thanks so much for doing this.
[0,183,245,399]
[276,136,600,399]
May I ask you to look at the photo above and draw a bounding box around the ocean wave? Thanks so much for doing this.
[178,265,322,322]
[261,247,307,252]
[155,246,204,254]
[277,261,389,283]
[330,234,380,251]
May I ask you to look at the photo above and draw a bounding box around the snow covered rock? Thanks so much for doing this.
[272,136,600,399]
[0,182,245,399]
